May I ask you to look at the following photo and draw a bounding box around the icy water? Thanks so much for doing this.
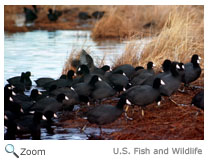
[4,30,151,140]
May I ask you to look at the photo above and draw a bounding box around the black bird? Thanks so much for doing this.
[92,11,105,19]
[124,78,165,116]
[86,95,128,134]
[72,75,100,97]
[182,54,202,86]
[16,111,45,140]
[160,62,185,104]
[47,8,62,22]
[43,70,74,90]
[32,93,69,113]
[113,64,135,79]
[192,90,204,110]
[130,61,155,86]
[35,77,55,87]
[24,5,38,23]
[105,70,129,92]
[78,12,91,20]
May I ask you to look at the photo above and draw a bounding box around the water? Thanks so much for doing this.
[4,30,151,139]
[4,30,151,84]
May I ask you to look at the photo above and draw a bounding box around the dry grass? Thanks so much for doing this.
[92,5,173,39]
[112,6,204,71]
[139,6,204,68]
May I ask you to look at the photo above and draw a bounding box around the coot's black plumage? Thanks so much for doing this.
[192,90,204,110]
[86,95,128,134]
[112,64,135,79]
[24,5,38,23]
[47,8,62,21]
[124,78,165,115]
[182,54,201,85]
[160,62,185,97]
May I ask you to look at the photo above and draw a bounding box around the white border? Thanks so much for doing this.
[1,0,208,162]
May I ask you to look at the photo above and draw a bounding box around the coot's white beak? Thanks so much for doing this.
[42,115,47,120]
[54,113,58,118]
[157,101,161,106]
[98,77,102,81]
[182,65,185,69]
[20,108,24,113]
[29,111,35,114]
[87,102,90,106]
[161,80,165,85]
[12,91,16,96]
[4,115,8,120]
[199,56,201,60]
[123,88,126,91]
[11,85,15,89]
[126,99,132,105]
[122,73,126,76]
[17,126,21,130]
[176,64,180,69]
[9,97,13,102]
[153,64,156,67]
[70,87,75,91]
[65,96,69,100]
[78,67,81,72]
[38,91,42,95]
[197,59,200,64]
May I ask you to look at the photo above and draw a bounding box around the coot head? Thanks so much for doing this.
[162,59,172,72]
[147,61,155,70]
[77,65,90,75]
[56,93,69,103]
[191,54,201,66]
[67,70,75,80]
[153,77,165,89]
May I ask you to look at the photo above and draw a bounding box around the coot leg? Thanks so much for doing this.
[99,126,102,135]
[124,105,133,120]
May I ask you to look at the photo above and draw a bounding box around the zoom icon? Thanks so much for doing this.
[5,144,19,158]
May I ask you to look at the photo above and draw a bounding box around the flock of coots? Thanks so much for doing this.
[23,5,105,23]
[4,51,204,140]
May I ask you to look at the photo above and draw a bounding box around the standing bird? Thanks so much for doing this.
[47,8,62,22]
[124,78,165,116]
[24,5,38,23]
[182,54,202,87]
[85,95,129,135]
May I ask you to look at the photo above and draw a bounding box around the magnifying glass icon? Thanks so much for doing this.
[5,144,19,158]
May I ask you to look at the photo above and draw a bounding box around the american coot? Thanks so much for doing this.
[105,70,129,92]
[130,61,155,86]
[112,64,135,79]
[182,54,202,86]
[143,59,172,86]
[72,75,100,97]
[24,5,38,23]
[35,77,55,87]
[86,95,129,134]
[16,111,45,140]
[160,62,185,105]
[7,71,32,91]
[32,93,69,113]
[47,8,62,22]
[124,78,165,116]
[78,12,91,20]
[43,70,74,90]
[192,90,204,110]
[92,11,105,19]
[91,80,116,102]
